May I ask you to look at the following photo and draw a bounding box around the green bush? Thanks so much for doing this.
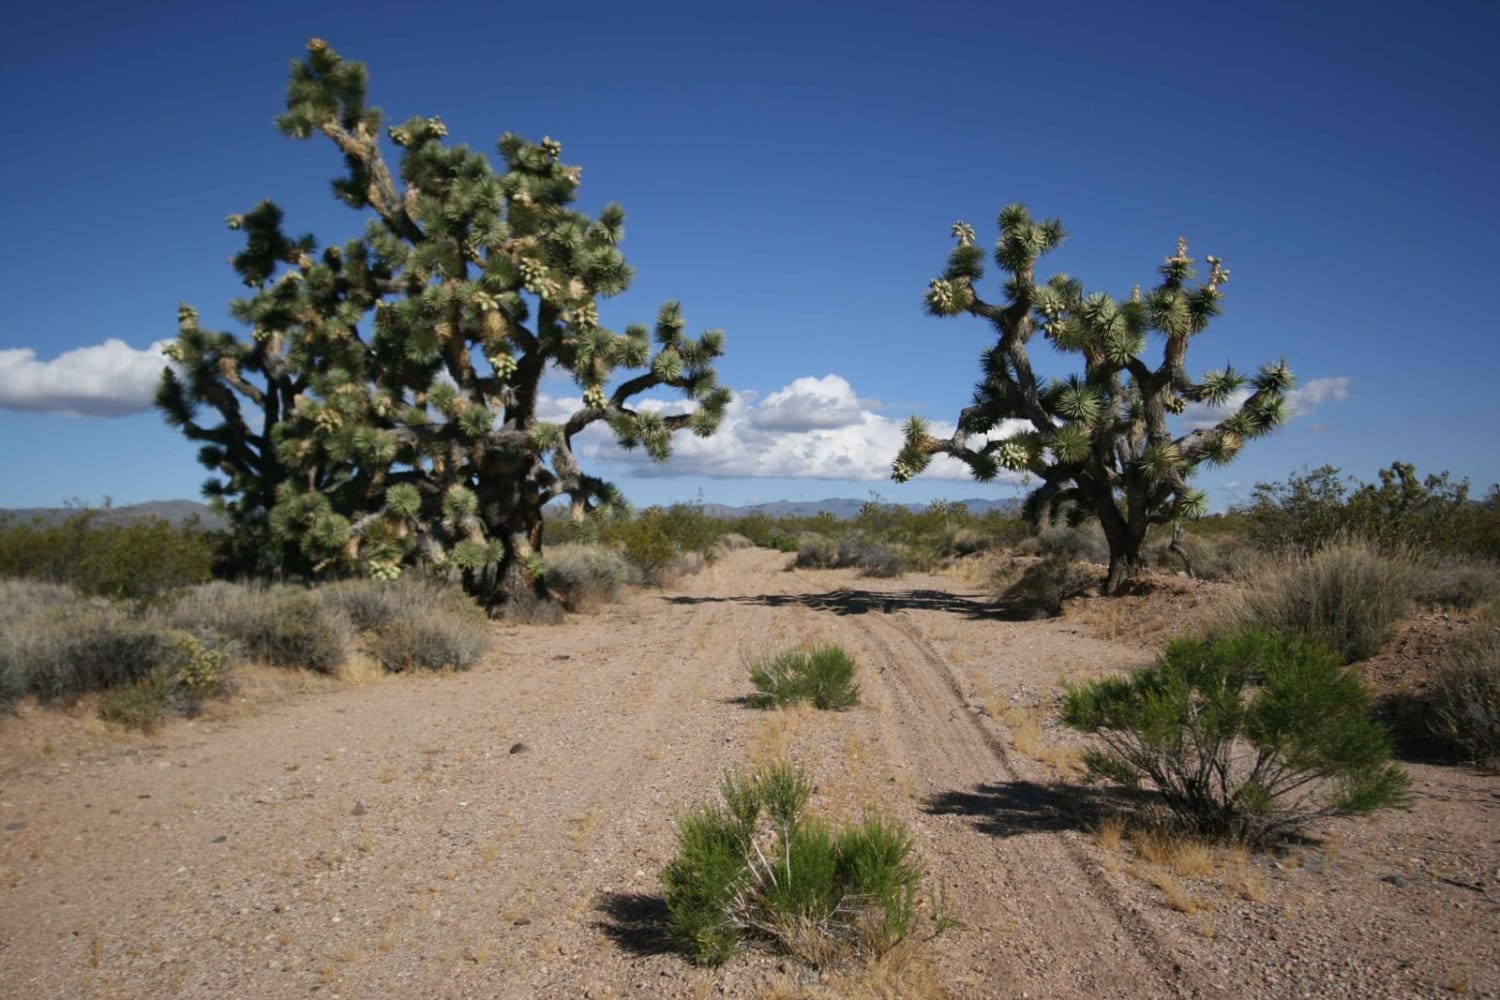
[748,646,860,710]
[1236,541,1418,662]
[0,511,214,602]
[1430,628,1500,768]
[1061,629,1410,844]
[662,763,919,966]
[1015,524,1111,564]
[351,581,488,672]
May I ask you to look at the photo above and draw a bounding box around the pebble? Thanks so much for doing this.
[4,821,25,832]
[509,743,530,755]
[352,800,367,816]
[1380,874,1407,888]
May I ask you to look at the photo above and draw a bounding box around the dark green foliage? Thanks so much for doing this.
[1430,627,1500,768]
[1237,541,1418,662]
[1061,630,1410,843]
[160,40,730,609]
[895,208,1290,594]
[0,510,213,602]
[1238,462,1500,559]
[662,764,919,966]
[748,646,860,710]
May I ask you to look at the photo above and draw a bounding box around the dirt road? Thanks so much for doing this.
[2,549,1495,998]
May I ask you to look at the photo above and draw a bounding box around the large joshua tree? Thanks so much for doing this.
[159,40,730,609]
[893,205,1290,594]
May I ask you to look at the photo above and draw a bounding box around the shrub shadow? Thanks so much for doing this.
[669,587,1051,622]
[594,891,675,957]
[924,779,1151,838]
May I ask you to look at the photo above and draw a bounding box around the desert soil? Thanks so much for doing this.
[1,547,1496,999]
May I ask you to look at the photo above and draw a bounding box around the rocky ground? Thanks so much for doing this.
[1,547,1496,998]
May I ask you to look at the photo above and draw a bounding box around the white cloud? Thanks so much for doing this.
[1285,376,1351,418]
[547,374,1029,483]
[0,339,172,417]
[749,374,866,431]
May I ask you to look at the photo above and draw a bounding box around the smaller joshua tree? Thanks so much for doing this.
[894,205,1291,594]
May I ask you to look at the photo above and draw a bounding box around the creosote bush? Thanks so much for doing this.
[1061,629,1410,844]
[0,511,214,603]
[748,646,860,710]
[1236,540,1418,663]
[662,763,919,966]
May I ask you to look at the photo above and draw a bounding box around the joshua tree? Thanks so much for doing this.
[893,205,1290,594]
[159,40,730,609]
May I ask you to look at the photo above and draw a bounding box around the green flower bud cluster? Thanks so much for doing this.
[571,301,599,329]
[582,385,607,410]
[488,349,518,377]
[367,558,402,582]
[540,136,562,159]
[951,221,976,247]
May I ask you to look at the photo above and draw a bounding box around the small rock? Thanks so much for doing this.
[513,916,531,926]
[509,743,530,755]
[211,835,227,844]
[1381,874,1407,888]
[352,800,367,816]
[4,821,25,832]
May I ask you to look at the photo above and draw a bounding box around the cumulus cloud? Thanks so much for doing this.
[749,374,866,431]
[0,339,172,417]
[1179,375,1351,431]
[545,374,1028,483]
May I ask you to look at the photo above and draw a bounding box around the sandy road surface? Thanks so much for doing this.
[2,549,1496,998]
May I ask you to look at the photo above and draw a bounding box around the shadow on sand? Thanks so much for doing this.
[924,779,1155,838]
[669,587,1055,622]
[593,891,676,957]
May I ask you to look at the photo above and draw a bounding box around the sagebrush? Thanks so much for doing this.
[748,646,860,710]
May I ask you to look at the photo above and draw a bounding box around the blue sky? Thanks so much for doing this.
[2,0,1496,511]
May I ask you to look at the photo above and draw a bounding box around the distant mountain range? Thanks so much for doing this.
[1,496,1020,528]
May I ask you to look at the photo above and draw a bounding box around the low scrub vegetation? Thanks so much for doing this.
[1235,541,1418,662]
[662,763,920,966]
[748,645,860,710]
[543,544,633,609]
[1061,629,1410,845]
[1430,627,1500,768]
[164,583,350,673]
[320,579,489,672]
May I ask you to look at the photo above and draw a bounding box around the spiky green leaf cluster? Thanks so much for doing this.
[895,205,1292,593]
[158,41,731,607]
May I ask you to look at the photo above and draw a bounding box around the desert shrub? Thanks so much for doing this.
[1412,556,1500,611]
[855,543,905,578]
[165,583,349,673]
[0,607,226,723]
[718,533,753,552]
[662,763,919,966]
[1015,524,1111,564]
[543,544,632,608]
[0,511,213,602]
[1430,628,1500,768]
[996,556,1099,617]
[366,611,488,672]
[1149,531,1260,582]
[1236,541,1418,663]
[656,503,724,557]
[1061,629,1410,844]
[748,646,860,710]
[608,515,678,585]
[0,579,80,628]
[795,533,839,569]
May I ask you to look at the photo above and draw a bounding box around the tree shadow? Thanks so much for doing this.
[594,891,676,957]
[924,779,1152,838]
[669,587,1054,621]
[1372,692,1466,766]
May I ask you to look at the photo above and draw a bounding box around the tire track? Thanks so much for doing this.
[780,567,1194,998]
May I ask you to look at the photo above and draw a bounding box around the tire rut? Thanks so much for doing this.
[781,566,1194,998]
